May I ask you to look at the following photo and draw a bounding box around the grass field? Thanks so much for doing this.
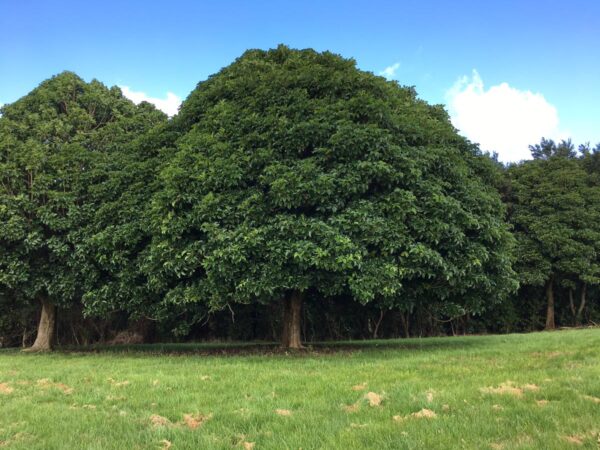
[1,329,600,449]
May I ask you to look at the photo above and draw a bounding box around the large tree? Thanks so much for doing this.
[148,45,517,348]
[508,139,600,329]
[0,72,165,350]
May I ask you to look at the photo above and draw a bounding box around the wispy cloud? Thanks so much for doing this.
[379,62,401,80]
[120,86,182,117]
[445,70,566,162]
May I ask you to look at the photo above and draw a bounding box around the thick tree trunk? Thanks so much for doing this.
[26,297,56,352]
[281,290,303,349]
[545,279,555,330]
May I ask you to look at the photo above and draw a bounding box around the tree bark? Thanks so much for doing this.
[569,288,576,319]
[577,283,587,326]
[399,311,410,338]
[26,297,56,352]
[281,290,303,349]
[545,279,555,330]
[372,310,385,339]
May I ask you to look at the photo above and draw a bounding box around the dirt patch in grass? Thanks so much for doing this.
[351,382,367,391]
[242,442,255,450]
[412,408,436,419]
[150,414,171,427]
[583,395,600,404]
[275,409,292,416]
[480,381,538,397]
[342,402,360,413]
[0,432,27,447]
[108,378,130,387]
[562,435,584,445]
[36,378,73,394]
[426,390,435,403]
[394,408,437,422]
[0,382,13,394]
[182,413,211,429]
[365,392,383,406]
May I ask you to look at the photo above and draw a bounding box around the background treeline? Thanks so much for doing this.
[1,46,599,350]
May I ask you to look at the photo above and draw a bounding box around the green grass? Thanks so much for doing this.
[1,330,600,449]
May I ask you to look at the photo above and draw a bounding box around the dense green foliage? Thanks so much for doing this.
[0,47,599,348]
[0,72,165,348]
[148,47,516,346]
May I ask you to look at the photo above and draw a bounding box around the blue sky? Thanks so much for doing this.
[1,0,598,161]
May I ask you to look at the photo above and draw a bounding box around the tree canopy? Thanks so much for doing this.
[0,72,165,350]
[1,48,599,350]
[149,46,517,347]
[508,139,600,329]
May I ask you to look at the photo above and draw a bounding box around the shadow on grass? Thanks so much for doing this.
[50,334,483,357]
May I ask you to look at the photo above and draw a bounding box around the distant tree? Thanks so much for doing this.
[508,139,600,329]
[149,45,517,348]
[529,138,577,160]
[0,72,164,350]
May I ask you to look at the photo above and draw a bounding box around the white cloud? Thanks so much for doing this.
[445,70,566,162]
[120,86,181,117]
[379,62,401,80]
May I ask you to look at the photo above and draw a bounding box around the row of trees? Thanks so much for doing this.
[1,46,598,350]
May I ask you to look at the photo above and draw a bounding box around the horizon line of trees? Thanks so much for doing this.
[1,46,599,351]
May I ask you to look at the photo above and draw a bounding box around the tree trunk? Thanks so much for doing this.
[569,288,576,320]
[399,311,410,338]
[372,310,385,339]
[545,279,555,330]
[281,290,303,349]
[577,283,587,326]
[26,297,56,352]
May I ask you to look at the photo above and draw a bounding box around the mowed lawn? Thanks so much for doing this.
[1,330,600,449]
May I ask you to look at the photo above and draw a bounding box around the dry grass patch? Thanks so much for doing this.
[480,381,538,397]
[182,413,212,429]
[150,414,171,427]
[0,382,13,394]
[365,391,383,407]
[426,390,435,403]
[583,395,600,404]
[351,382,367,391]
[412,408,437,419]
[342,402,360,413]
[562,435,584,445]
[36,378,73,394]
[160,439,172,449]
[275,409,292,416]
[108,378,130,387]
[393,408,437,422]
